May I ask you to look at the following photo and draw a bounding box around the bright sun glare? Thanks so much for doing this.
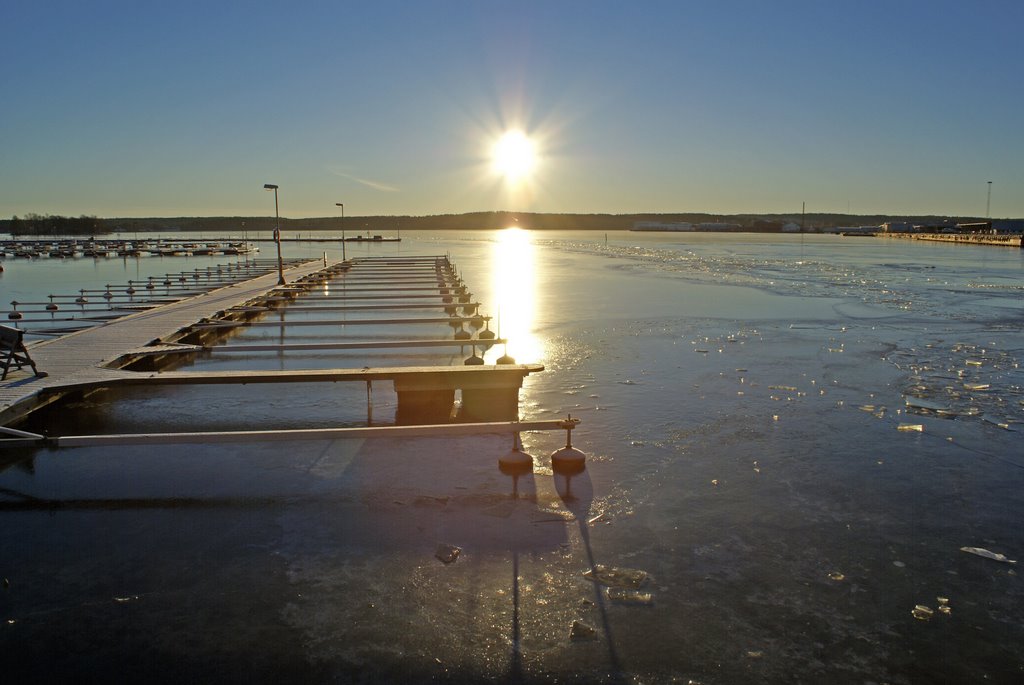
[491,130,537,184]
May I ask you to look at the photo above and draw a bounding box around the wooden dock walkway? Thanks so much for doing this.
[0,259,331,425]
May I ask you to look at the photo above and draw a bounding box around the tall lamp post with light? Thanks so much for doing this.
[264,183,285,285]
[336,202,346,260]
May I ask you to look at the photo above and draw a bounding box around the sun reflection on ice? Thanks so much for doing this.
[486,228,543,364]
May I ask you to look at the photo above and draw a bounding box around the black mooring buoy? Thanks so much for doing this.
[499,433,533,476]
[478,321,496,340]
[551,415,586,474]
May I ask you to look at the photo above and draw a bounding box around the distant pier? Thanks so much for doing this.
[0,237,259,258]
[877,232,1022,248]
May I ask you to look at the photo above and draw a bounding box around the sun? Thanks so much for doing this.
[491,130,537,184]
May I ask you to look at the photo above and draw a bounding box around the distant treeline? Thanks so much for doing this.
[6,213,108,236]
[2,210,1005,236]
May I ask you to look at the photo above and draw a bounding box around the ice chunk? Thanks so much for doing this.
[569,620,597,641]
[583,564,648,588]
[960,546,1017,564]
[435,544,462,564]
[912,605,934,621]
[904,396,946,412]
[897,423,924,432]
[981,416,1012,430]
[606,587,654,606]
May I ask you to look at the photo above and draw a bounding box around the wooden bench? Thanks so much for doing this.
[1,325,46,380]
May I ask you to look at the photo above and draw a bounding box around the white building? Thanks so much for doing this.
[631,222,694,232]
[880,222,914,233]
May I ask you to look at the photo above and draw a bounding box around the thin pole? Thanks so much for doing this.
[800,201,805,261]
[272,187,285,285]
[366,380,373,425]
[337,202,346,261]
[986,181,992,219]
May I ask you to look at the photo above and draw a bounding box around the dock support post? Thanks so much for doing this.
[394,387,456,425]
[390,367,532,424]
[459,387,520,422]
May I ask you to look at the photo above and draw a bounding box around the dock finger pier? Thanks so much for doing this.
[1,255,583,466]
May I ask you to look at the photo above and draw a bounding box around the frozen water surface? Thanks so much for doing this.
[1,231,1023,683]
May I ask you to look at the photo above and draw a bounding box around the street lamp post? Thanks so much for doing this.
[336,202,346,260]
[264,184,285,285]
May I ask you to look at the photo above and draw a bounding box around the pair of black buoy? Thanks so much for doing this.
[498,417,587,475]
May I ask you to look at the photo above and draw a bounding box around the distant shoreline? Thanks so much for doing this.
[3,210,1021,237]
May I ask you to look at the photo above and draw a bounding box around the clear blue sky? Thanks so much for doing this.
[2,0,1021,219]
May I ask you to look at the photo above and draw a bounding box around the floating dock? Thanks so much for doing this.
[1,255,550,442]
[6,259,304,339]
[0,237,259,258]
[1,259,328,425]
